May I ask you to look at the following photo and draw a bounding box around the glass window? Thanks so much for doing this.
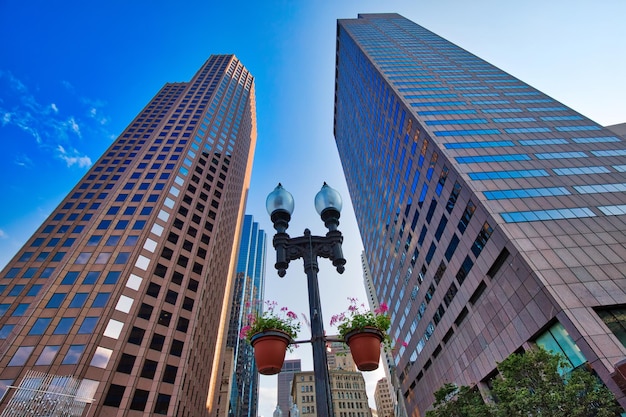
[141,359,158,379]
[35,252,50,262]
[53,317,75,334]
[35,345,60,366]
[97,220,111,230]
[46,293,66,308]
[597,308,626,349]
[469,169,549,180]
[92,293,110,308]
[69,293,89,308]
[54,252,70,262]
[104,384,125,407]
[8,285,25,297]
[75,252,91,264]
[484,187,570,200]
[115,220,129,230]
[87,235,102,246]
[18,252,33,262]
[130,389,149,411]
[154,393,171,414]
[501,207,595,223]
[26,285,42,297]
[5,268,20,278]
[456,154,530,164]
[29,318,52,335]
[61,271,80,285]
[104,271,121,284]
[12,303,29,316]
[128,327,145,345]
[90,346,113,368]
[62,345,85,365]
[78,317,99,334]
[535,151,587,160]
[114,253,130,264]
[95,252,111,264]
[0,324,15,339]
[82,271,100,284]
[8,346,34,366]
[536,322,586,369]
[105,235,121,246]
[117,353,136,374]
[163,365,177,383]
[150,334,165,351]
[40,267,54,278]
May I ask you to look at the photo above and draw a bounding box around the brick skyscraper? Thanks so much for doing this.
[0,55,257,416]
[334,14,626,415]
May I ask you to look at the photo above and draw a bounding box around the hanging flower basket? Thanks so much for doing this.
[251,329,292,375]
[344,326,384,371]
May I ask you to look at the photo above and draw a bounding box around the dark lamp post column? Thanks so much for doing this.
[266,183,346,417]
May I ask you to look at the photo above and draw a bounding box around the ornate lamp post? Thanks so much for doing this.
[266,182,346,417]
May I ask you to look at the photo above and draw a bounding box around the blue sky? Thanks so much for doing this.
[1,1,625,415]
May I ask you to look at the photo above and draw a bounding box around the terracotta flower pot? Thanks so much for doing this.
[344,327,384,371]
[251,329,291,375]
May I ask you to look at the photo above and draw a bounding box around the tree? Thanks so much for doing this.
[492,347,619,417]
[425,383,494,417]
[427,347,620,417]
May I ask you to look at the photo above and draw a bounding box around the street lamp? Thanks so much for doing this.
[266,182,346,417]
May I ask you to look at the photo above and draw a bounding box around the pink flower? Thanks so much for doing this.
[287,311,297,319]
[239,325,251,339]
[377,302,389,313]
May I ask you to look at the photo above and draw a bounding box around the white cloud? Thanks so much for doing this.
[56,145,92,168]
[0,72,111,170]
[14,154,34,168]
[68,117,81,137]
[0,229,7,239]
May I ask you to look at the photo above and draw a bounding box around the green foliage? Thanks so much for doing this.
[426,383,494,417]
[491,347,620,417]
[428,347,620,417]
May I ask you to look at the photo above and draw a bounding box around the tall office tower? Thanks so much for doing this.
[362,253,405,417]
[277,359,302,417]
[0,55,257,417]
[225,215,266,417]
[335,13,626,415]
[374,378,395,417]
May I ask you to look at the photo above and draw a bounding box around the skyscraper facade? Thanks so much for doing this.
[374,378,394,417]
[225,215,266,417]
[277,359,301,417]
[335,13,626,414]
[0,55,257,416]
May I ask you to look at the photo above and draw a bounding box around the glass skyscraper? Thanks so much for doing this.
[226,214,266,417]
[334,13,626,414]
[0,55,257,416]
